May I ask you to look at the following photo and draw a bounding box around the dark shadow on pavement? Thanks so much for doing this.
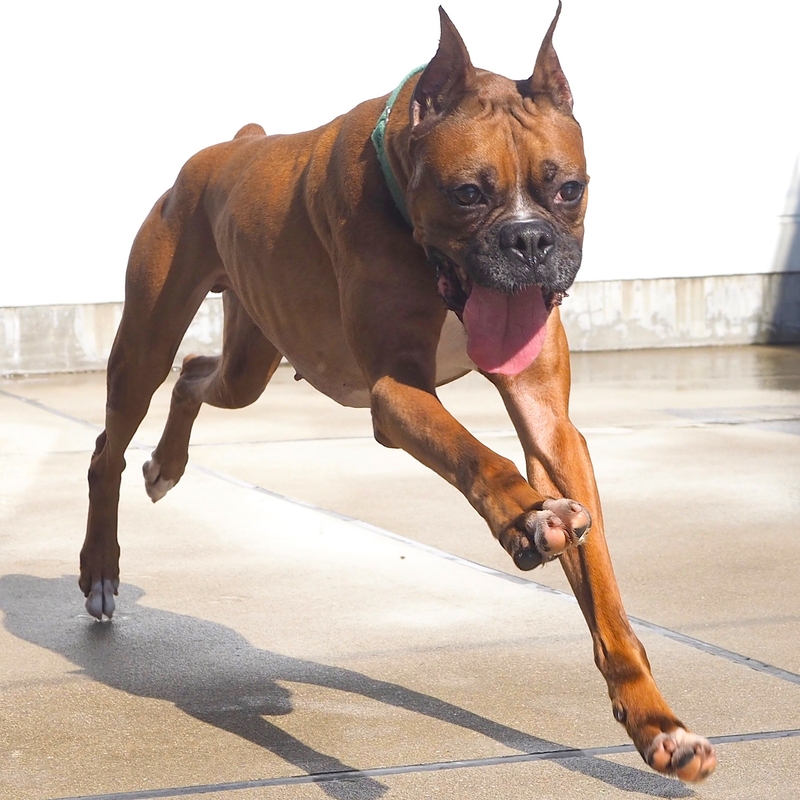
[769,161,800,343]
[0,575,693,799]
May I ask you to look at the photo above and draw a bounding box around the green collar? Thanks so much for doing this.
[370,65,427,227]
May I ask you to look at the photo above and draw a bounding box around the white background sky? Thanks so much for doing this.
[2,1,799,306]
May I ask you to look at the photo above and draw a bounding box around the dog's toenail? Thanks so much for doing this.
[673,748,695,770]
[513,549,542,571]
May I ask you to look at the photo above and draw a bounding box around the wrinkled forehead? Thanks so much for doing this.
[415,80,586,187]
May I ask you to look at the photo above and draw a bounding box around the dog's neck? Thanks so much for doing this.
[371,66,426,228]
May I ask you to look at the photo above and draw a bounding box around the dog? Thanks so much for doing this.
[81,3,716,782]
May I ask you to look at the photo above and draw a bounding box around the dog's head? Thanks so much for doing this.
[406,3,587,374]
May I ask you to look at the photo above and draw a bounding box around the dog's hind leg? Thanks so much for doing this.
[82,181,224,620]
[143,290,282,501]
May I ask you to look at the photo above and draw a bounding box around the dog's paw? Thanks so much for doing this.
[541,498,592,544]
[509,498,591,570]
[645,728,716,782]
[143,457,175,503]
[84,578,120,620]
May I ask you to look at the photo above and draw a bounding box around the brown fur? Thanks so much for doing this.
[82,6,715,782]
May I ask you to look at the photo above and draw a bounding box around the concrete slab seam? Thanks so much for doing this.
[625,616,800,686]
[190,465,800,688]
[3,386,800,689]
[45,729,800,800]
[0,387,108,431]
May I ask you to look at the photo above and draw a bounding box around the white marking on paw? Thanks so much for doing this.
[531,510,567,559]
[542,498,592,544]
[143,458,175,502]
[647,727,716,781]
[146,476,175,503]
[85,578,119,620]
[85,584,104,619]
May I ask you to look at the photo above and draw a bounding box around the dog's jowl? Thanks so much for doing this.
[82,3,716,782]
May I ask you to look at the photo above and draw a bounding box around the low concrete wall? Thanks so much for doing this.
[2,272,798,375]
[564,271,800,351]
[0,300,223,376]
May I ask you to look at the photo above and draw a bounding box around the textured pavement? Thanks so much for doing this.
[1,344,799,800]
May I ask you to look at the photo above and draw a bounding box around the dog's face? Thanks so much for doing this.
[406,5,587,374]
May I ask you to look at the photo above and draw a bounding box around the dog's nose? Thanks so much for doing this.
[500,220,556,266]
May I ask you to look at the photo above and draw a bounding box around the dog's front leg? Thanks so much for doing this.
[370,372,589,567]
[344,262,589,570]
[490,312,716,782]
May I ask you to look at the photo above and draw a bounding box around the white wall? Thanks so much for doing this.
[2,0,798,307]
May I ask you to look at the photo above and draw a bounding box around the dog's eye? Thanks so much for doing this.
[452,184,483,206]
[555,181,585,204]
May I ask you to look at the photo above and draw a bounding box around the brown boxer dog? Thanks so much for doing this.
[82,3,716,781]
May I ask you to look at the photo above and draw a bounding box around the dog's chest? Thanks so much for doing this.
[435,311,476,382]
[290,311,475,408]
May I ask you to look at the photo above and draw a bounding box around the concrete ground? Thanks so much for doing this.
[1,344,799,800]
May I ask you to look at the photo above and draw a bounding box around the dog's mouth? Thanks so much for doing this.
[432,251,566,316]
[429,249,567,376]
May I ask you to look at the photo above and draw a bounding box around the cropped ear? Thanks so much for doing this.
[411,7,476,128]
[529,2,573,113]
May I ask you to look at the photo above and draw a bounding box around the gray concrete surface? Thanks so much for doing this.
[1,344,799,800]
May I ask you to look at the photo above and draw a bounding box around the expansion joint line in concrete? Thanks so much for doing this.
[45,729,800,800]
[193,463,800,689]
[3,385,800,692]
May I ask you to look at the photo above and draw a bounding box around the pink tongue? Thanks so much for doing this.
[463,283,549,375]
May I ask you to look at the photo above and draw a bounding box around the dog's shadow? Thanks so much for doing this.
[0,575,693,799]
